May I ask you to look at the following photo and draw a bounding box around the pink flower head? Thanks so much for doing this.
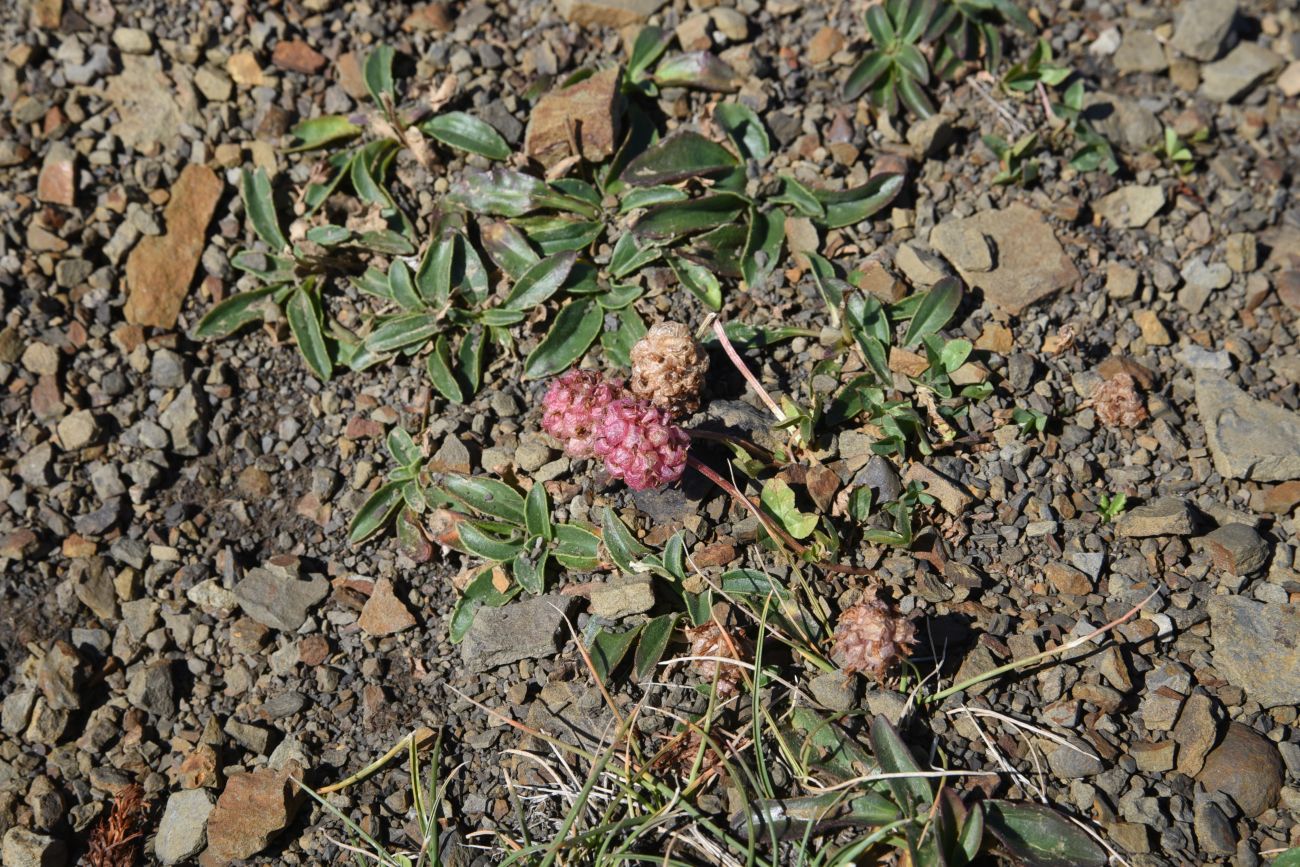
[593,396,690,491]
[542,370,624,458]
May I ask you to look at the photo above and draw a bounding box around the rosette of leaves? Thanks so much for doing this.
[843,0,940,117]
[928,0,1035,79]
[740,714,1108,867]
[285,44,510,218]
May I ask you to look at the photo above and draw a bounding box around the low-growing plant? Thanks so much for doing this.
[1098,490,1128,523]
[982,130,1040,185]
[1155,125,1207,174]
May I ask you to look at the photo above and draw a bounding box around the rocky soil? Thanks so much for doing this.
[0,0,1298,864]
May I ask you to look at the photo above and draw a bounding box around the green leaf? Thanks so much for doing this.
[512,548,548,595]
[356,229,415,255]
[865,5,896,46]
[194,286,277,339]
[389,258,422,310]
[448,168,597,218]
[635,614,678,679]
[601,305,647,368]
[902,277,962,347]
[600,506,650,574]
[589,626,642,683]
[869,716,931,816]
[386,428,421,468]
[663,532,686,580]
[421,111,511,160]
[364,44,396,105]
[622,130,739,186]
[815,173,906,229]
[939,337,972,373]
[653,51,738,92]
[522,297,602,380]
[348,481,406,545]
[458,522,525,562]
[982,801,1106,867]
[287,115,362,152]
[286,284,333,380]
[525,482,553,541]
[670,255,723,310]
[760,478,818,540]
[633,194,747,241]
[844,51,892,101]
[957,801,984,864]
[427,333,464,403]
[305,224,352,246]
[440,476,526,525]
[240,168,287,251]
[1271,849,1300,867]
[684,591,713,626]
[415,233,455,306]
[481,221,540,280]
[742,208,785,291]
[715,102,770,161]
[619,185,689,212]
[450,567,519,643]
[897,69,936,119]
[514,216,603,256]
[628,26,672,82]
[718,569,792,599]
[609,232,662,279]
[365,312,441,354]
[772,175,825,219]
[845,294,892,382]
[458,328,486,395]
[553,523,602,570]
[504,251,577,311]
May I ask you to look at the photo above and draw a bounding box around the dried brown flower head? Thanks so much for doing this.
[85,783,147,867]
[685,620,749,698]
[830,589,916,681]
[630,322,709,418]
[1093,372,1147,428]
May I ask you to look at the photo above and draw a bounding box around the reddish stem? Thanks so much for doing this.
[686,456,874,577]
[711,320,785,422]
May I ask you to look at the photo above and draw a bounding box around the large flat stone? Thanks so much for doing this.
[1196,372,1300,481]
[524,66,623,170]
[461,594,577,668]
[554,0,666,27]
[928,203,1078,315]
[1208,595,1300,709]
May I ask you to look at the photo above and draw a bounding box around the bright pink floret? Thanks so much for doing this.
[593,397,690,491]
[541,370,624,458]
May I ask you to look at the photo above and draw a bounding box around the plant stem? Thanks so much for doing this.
[686,456,874,577]
[685,427,776,462]
[712,319,785,422]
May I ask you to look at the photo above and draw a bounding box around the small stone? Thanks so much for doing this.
[233,564,329,632]
[159,384,208,456]
[1171,0,1238,60]
[1113,30,1168,74]
[710,8,747,40]
[21,342,59,376]
[194,67,233,102]
[1200,43,1283,102]
[358,578,417,636]
[903,463,971,515]
[906,113,954,159]
[929,221,993,272]
[1117,498,1194,537]
[105,55,195,152]
[1194,797,1236,856]
[1105,263,1139,298]
[56,410,98,450]
[589,577,655,619]
[2,827,66,867]
[124,164,223,329]
[1198,523,1269,575]
[1086,93,1162,153]
[807,26,845,65]
[1182,259,1232,293]
[271,39,326,74]
[224,719,272,754]
[808,671,856,712]
[226,52,265,87]
[37,142,75,207]
[525,66,623,170]
[1208,596,1300,708]
[1251,480,1300,514]
[1133,310,1171,346]
[894,242,949,287]
[1197,723,1284,818]
[1094,185,1165,229]
[127,660,176,718]
[1224,234,1257,273]
[1045,739,1105,778]
[461,594,577,668]
[428,435,472,474]
[200,765,302,866]
[1129,739,1175,773]
[1044,562,1092,596]
[112,27,153,54]
[155,789,216,864]
[401,2,452,32]
[1172,692,1222,776]
[1279,60,1300,97]
[1196,372,1300,481]
[555,0,666,27]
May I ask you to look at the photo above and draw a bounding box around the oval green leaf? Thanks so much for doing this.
[522,297,602,380]
[421,111,511,161]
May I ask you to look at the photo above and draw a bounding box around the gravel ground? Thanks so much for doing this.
[1,0,1298,864]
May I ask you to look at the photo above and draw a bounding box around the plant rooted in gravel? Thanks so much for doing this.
[1093,372,1147,428]
[541,369,626,458]
[630,321,710,417]
[830,588,917,681]
[593,395,691,491]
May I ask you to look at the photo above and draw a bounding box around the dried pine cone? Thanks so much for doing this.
[830,589,916,681]
[541,370,624,458]
[685,620,749,698]
[592,396,690,491]
[630,322,709,418]
[1093,372,1147,428]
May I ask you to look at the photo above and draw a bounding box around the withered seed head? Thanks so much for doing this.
[1093,372,1147,429]
[630,322,709,418]
[830,589,917,681]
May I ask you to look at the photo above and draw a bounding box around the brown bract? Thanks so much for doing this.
[1094,372,1148,428]
[630,322,710,418]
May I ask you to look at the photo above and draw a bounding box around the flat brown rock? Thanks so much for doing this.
[200,764,302,866]
[272,39,327,74]
[358,578,417,636]
[555,0,667,27]
[524,66,623,169]
[124,164,223,329]
[931,203,1079,316]
[105,55,199,153]
[37,142,75,206]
